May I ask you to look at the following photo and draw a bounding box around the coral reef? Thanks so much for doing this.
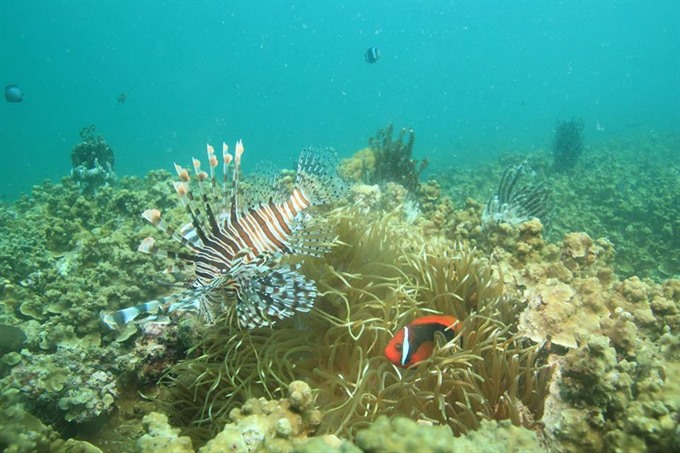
[70,125,116,194]
[0,129,678,452]
[199,381,321,452]
[552,117,584,172]
[434,133,679,280]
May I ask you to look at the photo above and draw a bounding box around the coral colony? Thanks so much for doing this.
[70,125,116,194]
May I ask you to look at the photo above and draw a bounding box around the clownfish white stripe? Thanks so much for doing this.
[401,326,410,366]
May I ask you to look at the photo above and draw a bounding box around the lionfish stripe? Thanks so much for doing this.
[245,208,289,252]
[266,201,293,235]
[290,188,310,213]
[235,262,316,328]
[138,236,196,262]
[250,206,290,248]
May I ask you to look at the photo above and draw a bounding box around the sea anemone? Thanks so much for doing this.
[158,208,552,445]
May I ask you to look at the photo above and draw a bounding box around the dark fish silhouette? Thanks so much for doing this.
[365,47,380,64]
[117,92,127,104]
[5,85,23,103]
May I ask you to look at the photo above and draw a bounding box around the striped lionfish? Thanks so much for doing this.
[101,140,347,330]
[482,162,553,231]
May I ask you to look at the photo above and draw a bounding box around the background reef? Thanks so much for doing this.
[0,131,678,452]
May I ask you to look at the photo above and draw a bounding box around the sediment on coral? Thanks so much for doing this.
[157,207,552,446]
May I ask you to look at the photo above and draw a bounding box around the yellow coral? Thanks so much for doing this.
[338,148,375,183]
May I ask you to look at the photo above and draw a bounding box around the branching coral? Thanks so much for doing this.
[70,125,116,194]
[552,118,584,172]
[367,123,427,193]
[158,208,552,446]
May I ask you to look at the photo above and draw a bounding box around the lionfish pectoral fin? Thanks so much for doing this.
[100,300,162,330]
[296,147,348,206]
[235,262,317,328]
[100,288,203,330]
[288,213,337,257]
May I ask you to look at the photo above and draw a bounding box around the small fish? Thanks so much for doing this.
[384,315,461,367]
[4,85,23,103]
[117,92,127,104]
[364,46,380,64]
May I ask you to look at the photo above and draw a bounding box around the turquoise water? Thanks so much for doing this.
[1,1,678,200]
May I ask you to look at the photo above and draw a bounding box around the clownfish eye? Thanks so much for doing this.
[395,343,402,352]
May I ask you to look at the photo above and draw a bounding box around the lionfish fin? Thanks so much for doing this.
[235,260,316,328]
[100,286,204,330]
[141,209,201,251]
[295,147,348,206]
[287,213,337,257]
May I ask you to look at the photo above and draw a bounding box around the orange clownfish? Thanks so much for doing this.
[384,315,461,368]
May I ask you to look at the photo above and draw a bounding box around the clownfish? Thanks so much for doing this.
[384,315,461,368]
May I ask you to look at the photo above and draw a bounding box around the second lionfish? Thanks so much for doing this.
[101,139,347,329]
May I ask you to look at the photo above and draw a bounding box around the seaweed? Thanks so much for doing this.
[368,123,427,192]
[552,118,584,172]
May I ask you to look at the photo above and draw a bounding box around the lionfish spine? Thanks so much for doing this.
[101,140,347,330]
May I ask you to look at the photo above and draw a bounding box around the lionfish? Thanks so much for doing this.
[482,162,553,231]
[101,140,347,330]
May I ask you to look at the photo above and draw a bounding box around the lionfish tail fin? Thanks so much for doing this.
[296,147,348,206]
[235,261,316,328]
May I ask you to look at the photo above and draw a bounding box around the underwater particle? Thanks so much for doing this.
[365,46,380,63]
[4,84,23,102]
[384,315,460,367]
